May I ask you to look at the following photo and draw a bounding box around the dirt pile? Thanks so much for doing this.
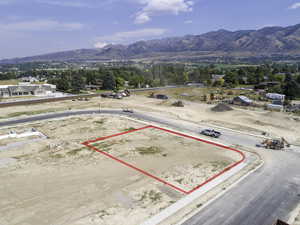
[211,103,233,112]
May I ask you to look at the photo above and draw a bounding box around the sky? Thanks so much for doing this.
[0,0,299,59]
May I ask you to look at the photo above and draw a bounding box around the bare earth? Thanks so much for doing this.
[1,93,300,144]
[0,115,240,225]
[1,90,297,225]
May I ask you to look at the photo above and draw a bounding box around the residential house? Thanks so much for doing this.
[0,84,56,97]
[266,93,285,101]
[211,74,225,83]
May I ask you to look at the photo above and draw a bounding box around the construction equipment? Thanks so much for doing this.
[259,138,291,150]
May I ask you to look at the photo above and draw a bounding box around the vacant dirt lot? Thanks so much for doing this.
[0,115,241,225]
[1,89,300,145]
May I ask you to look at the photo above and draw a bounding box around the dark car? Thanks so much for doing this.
[123,108,134,113]
[156,94,169,100]
[200,129,222,138]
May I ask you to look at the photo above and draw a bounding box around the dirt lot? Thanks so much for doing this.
[0,115,241,225]
[1,90,299,145]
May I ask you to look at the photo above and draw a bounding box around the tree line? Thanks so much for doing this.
[1,63,300,99]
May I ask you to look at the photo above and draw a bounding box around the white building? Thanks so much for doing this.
[0,84,56,97]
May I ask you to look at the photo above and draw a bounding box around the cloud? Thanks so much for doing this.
[94,41,108,48]
[95,28,167,45]
[184,20,193,24]
[134,0,193,24]
[289,2,300,9]
[0,19,84,32]
[135,13,151,24]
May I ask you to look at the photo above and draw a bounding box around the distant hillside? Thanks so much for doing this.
[1,23,300,64]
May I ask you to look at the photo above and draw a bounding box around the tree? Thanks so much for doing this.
[283,73,300,100]
[268,85,282,94]
[224,71,239,87]
[297,74,300,84]
[56,78,70,92]
[129,75,142,88]
[115,76,125,90]
[212,78,224,87]
[102,73,116,90]
[254,68,265,84]
[71,73,85,93]
[198,67,211,83]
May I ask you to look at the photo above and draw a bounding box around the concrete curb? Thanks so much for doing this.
[141,161,252,225]
[175,158,264,225]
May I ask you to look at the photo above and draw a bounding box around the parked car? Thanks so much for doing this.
[156,94,169,100]
[200,129,222,138]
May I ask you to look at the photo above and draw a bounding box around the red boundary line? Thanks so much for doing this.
[82,125,245,195]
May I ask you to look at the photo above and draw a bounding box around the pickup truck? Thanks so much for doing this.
[200,129,222,138]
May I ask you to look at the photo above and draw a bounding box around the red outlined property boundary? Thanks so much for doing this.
[82,125,245,195]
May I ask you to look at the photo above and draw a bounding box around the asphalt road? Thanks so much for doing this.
[182,149,300,225]
[0,110,299,225]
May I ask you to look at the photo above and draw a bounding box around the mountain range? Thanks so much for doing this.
[1,23,300,64]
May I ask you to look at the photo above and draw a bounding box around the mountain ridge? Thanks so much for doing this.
[2,23,300,64]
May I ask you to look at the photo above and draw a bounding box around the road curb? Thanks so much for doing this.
[174,157,264,225]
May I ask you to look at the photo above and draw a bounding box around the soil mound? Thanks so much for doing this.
[211,103,233,112]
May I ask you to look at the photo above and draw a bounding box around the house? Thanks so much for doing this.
[85,84,101,90]
[266,93,285,101]
[211,74,225,83]
[0,84,56,97]
[255,82,280,90]
[20,76,39,83]
[233,96,253,106]
[272,100,283,106]
[266,104,284,111]
[186,83,204,87]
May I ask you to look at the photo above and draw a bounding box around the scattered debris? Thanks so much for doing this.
[101,90,131,100]
[149,92,156,98]
[172,101,184,107]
